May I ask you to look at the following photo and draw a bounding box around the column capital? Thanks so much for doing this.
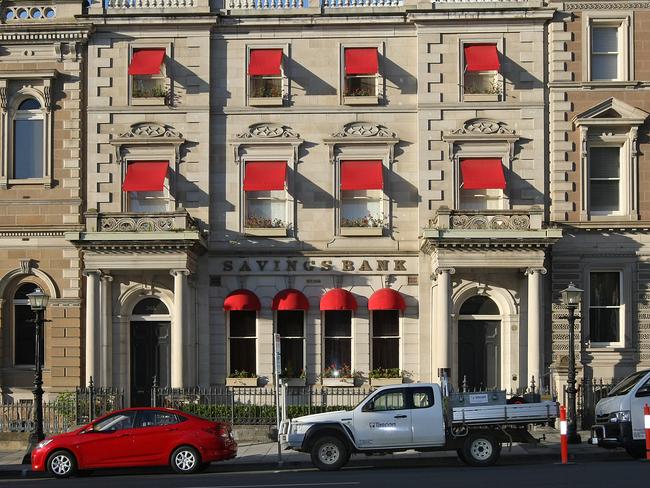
[524,267,547,276]
[170,269,190,278]
[82,270,101,278]
[433,267,456,279]
[100,273,114,282]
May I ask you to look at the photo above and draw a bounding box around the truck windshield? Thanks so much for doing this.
[607,370,650,397]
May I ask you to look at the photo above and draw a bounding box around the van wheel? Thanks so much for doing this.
[310,435,350,471]
[171,446,200,474]
[462,432,501,467]
[47,450,77,479]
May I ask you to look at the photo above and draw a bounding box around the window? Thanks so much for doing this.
[363,390,405,412]
[323,310,352,370]
[14,283,43,366]
[411,388,434,409]
[343,47,379,103]
[13,98,44,180]
[128,48,167,103]
[371,310,399,371]
[248,49,284,105]
[463,44,501,99]
[94,411,136,433]
[589,271,622,345]
[339,160,385,231]
[134,410,182,428]
[122,161,170,213]
[588,147,621,215]
[458,158,506,210]
[277,311,304,378]
[591,26,619,81]
[228,310,256,375]
[585,15,632,83]
[243,161,288,231]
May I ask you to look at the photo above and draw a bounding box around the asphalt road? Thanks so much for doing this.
[0,457,648,488]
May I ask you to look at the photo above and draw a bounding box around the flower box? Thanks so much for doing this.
[244,227,288,237]
[322,377,356,388]
[343,95,379,105]
[226,377,259,387]
[370,377,404,387]
[280,378,306,387]
[462,93,500,102]
[340,227,383,237]
[249,96,284,107]
[130,96,167,106]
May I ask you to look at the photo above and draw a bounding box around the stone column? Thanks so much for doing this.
[525,267,547,390]
[99,274,113,387]
[435,267,455,378]
[170,269,189,389]
[83,270,100,385]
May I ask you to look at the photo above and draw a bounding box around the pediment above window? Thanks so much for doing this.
[443,119,519,164]
[323,122,399,165]
[573,97,649,128]
[110,122,185,164]
[230,123,302,164]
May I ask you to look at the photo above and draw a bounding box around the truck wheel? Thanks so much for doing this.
[462,433,501,467]
[310,435,350,471]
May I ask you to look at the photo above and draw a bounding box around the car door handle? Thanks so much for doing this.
[394,415,408,419]
[165,427,178,432]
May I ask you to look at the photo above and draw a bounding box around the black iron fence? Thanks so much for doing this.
[563,378,618,429]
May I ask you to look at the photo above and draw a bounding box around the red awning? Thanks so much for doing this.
[460,159,506,190]
[122,161,168,192]
[368,288,406,311]
[345,48,379,75]
[128,49,166,76]
[340,160,383,191]
[223,289,261,312]
[243,162,287,191]
[320,289,358,311]
[464,44,500,72]
[248,49,283,76]
[272,289,310,311]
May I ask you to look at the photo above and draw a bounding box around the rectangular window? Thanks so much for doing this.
[589,271,622,345]
[458,158,506,210]
[248,49,283,105]
[343,47,379,103]
[277,311,304,378]
[122,161,170,213]
[243,161,287,229]
[324,310,352,370]
[13,119,44,179]
[591,26,619,81]
[229,310,256,375]
[371,310,399,371]
[463,44,501,99]
[339,160,384,229]
[129,48,167,102]
[588,147,621,214]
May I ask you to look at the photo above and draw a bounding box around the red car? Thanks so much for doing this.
[31,407,237,478]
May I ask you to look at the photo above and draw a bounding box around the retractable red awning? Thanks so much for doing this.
[368,288,406,311]
[320,289,358,311]
[272,289,310,311]
[122,161,168,192]
[464,44,500,72]
[248,49,283,76]
[243,161,287,191]
[344,48,379,75]
[340,160,383,191]
[460,159,506,190]
[223,289,261,311]
[128,49,166,76]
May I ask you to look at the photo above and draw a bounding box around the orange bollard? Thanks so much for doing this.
[643,403,650,461]
[560,405,568,464]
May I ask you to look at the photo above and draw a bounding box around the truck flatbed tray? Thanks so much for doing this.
[451,401,559,425]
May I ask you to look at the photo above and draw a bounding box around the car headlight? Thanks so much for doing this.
[291,423,312,435]
[36,439,53,449]
[609,411,631,423]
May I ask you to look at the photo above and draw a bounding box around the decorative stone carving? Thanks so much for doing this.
[0,87,6,111]
[448,118,516,136]
[444,118,519,169]
[565,2,650,10]
[100,216,175,232]
[119,123,182,139]
[449,213,531,230]
[331,122,396,139]
[230,123,302,165]
[20,258,33,275]
[235,123,299,139]
[324,122,399,165]
[111,122,185,165]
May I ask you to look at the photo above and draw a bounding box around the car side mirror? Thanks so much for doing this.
[84,425,95,433]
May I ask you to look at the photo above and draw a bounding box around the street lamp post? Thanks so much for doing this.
[22,287,50,464]
[561,282,583,444]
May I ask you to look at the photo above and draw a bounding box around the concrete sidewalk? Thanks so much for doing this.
[0,429,630,478]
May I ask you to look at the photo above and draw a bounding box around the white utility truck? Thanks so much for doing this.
[590,369,650,458]
[279,382,558,470]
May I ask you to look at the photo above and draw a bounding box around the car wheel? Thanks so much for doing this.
[625,446,646,459]
[310,435,350,471]
[462,432,501,467]
[171,446,200,474]
[47,450,77,479]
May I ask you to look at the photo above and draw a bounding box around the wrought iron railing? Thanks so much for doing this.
[563,378,618,430]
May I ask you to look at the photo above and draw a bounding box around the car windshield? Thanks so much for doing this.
[607,370,650,397]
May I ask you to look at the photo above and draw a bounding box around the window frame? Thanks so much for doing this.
[370,310,401,372]
[246,44,289,107]
[583,13,633,83]
[227,310,258,376]
[459,38,504,103]
[122,159,173,213]
[128,43,171,107]
[587,270,625,348]
[454,156,509,211]
[322,310,354,374]
[339,42,384,106]
[275,310,306,378]
[587,144,624,216]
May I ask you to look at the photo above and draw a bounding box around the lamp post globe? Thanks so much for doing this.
[560,282,583,444]
[22,287,50,464]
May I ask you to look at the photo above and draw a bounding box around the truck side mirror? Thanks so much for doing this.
[362,401,374,412]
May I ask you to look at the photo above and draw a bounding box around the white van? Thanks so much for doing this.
[590,369,650,458]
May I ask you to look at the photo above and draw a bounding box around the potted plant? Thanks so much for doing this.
[226,370,258,387]
[320,364,362,387]
[245,216,288,237]
[369,368,404,387]
[340,213,385,236]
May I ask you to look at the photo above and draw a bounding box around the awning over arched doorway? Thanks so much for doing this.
[272,289,309,311]
[368,288,406,311]
[320,289,358,311]
[223,289,261,311]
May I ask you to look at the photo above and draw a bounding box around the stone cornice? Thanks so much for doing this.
[0,25,92,44]
[563,2,650,11]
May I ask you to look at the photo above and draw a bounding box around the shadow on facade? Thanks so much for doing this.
[286,57,337,96]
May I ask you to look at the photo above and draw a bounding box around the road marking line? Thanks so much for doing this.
[186,483,360,488]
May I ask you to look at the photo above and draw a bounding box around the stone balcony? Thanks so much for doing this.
[88,0,211,15]
[85,209,199,234]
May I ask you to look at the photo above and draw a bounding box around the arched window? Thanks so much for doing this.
[459,296,499,316]
[13,98,44,179]
[132,297,169,316]
[14,283,44,366]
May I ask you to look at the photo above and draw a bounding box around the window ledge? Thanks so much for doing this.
[322,378,357,387]
[248,97,284,107]
[585,345,628,352]
[340,227,383,237]
[130,97,167,106]
[226,377,259,387]
[581,80,638,89]
[6,178,50,187]
[463,93,501,102]
[244,227,288,237]
[370,377,404,387]
[342,95,379,106]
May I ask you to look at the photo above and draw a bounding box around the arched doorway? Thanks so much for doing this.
[130,298,171,406]
[457,295,501,390]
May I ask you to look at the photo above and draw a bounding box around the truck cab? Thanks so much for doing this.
[591,369,650,458]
